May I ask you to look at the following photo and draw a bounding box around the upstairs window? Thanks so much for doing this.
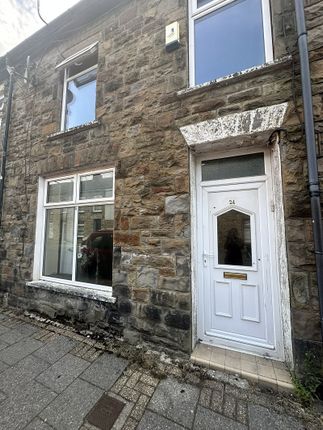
[57,43,98,131]
[190,0,273,86]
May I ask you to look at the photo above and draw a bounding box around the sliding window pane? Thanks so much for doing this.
[76,204,114,286]
[79,172,113,200]
[43,208,74,280]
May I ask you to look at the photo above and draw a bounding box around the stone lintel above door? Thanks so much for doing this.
[180,103,289,153]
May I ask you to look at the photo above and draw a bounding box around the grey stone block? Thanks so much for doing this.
[80,352,128,390]
[16,322,40,337]
[39,378,103,430]
[0,360,9,374]
[33,335,77,364]
[0,328,27,345]
[138,411,186,430]
[0,337,43,365]
[0,340,9,351]
[193,406,247,430]
[165,194,189,215]
[0,324,9,335]
[0,354,50,395]
[148,377,199,428]
[249,405,304,430]
[36,353,90,393]
[0,380,56,430]
[25,417,54,430]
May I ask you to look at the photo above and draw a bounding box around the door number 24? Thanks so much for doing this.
[229,199,235,205]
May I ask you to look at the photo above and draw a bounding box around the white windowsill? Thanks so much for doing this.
[177,56,292,98]
[27,280,116,304]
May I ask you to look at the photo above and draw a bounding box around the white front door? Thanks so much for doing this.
[197,151,283,359]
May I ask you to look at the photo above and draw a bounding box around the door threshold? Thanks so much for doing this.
[191,343,293,393]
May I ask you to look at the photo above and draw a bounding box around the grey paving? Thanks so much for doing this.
[0,340,9,351]
[249,405,305,430]
[0,324,9,335]
[193,405,247,430]
[25,417,55,430]
[0,337,43,365]
[15,322,40,336]
[148,377,200,428]
[80,351,128,390]
[0,328,27,345]
[39,378,104,430]
[0,354,50,395]
[33,335,77,364]
[36,353,90,393]
[0,380,56,430]
[0,389,6,404]
[0,359,9,374]
[137,410,186,430]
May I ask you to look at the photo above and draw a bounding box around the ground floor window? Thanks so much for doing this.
[38,169,114,289]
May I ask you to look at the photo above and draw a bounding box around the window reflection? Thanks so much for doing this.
[217,210,252,266]
[76,205,114,286]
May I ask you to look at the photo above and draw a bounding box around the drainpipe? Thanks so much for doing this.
[0,69,14,226]
[294,0,323,341]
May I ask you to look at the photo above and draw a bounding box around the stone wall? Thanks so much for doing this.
[0,0,322,360]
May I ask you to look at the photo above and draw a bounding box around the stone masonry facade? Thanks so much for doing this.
[0,0,322,367]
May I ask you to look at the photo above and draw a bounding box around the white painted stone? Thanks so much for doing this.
[180,103,289,149]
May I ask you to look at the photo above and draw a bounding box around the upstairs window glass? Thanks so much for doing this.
[190,0,273,86]
[59,44,98,131]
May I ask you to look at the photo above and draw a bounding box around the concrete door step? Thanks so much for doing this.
[191,343,294,393]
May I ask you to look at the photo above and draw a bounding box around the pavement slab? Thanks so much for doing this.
[249,405,305,430]
[0,337,43,365]
[25,417,55,430]
[148,377,200,428]
[193,405,247,430]
[0,354,50,395]
[36,353,90,393]
[137,410,186,430]
[0,328,28,345]
[39,377,104,430]
[33,335,78,364]
[0,324,9,335]
[80,351,128,390]
[0,380,56,430]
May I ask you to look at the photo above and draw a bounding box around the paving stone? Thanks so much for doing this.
[0,328,27,345]
[137,410,186,430]
[0,380,56,430]
[148,377,200,428]
[249,405,305,430]
[0,340,9,351]
[210,389,224,413]
[223,394,237,419]
[120,386,141,402]
[134,381,155,396]
[139,374,159,387]
[16,323,40,337]
[0,354,50,395]
[237,401,248,426]
[39,378,103,430]
[0,390,6,403]
[0,324,9,335]
[193,406,247,430]
[0,337,43,365]
[199,388,212,408]
[80,352,128,390]
[36,353,90,393]
[0,359,9,374]
[33,335,77,364]
[25,417,55,430]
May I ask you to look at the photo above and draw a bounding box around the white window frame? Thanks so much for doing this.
[189,0,273,86]
[34,168,115,293]
[61,64,98,132]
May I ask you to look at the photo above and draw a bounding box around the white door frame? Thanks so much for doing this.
[191,145,293,365]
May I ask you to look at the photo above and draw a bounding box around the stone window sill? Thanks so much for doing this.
[177,56,292,99]
[47,120,101,141]
[27,280,116,304]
